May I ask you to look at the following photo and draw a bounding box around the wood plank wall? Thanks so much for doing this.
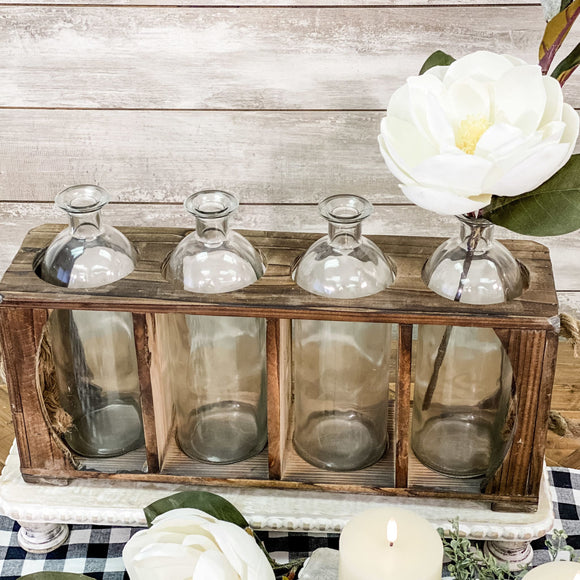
[0,0,578,461]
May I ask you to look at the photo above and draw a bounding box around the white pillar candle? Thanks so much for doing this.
[524,561,580,579]
[338,507,443,580]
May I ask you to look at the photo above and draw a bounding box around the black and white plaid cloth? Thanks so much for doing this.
[0,467,579,579]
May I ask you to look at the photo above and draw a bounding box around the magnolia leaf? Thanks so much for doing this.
[482,155,580,236]
[552,41,580,84]
[562,0,575,10]
[539,0,580,73]
[19,574,94,579]
[144,490,249,529]
[419,50,455,75]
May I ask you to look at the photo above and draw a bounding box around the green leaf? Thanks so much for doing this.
[562,0,575,10]
[482,154,580,236]
[144,490,249,528]
[552,41,580,85]
[19,574,94,579]
[419,50,455,75]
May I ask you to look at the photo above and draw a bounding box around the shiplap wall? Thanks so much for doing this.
[0,0,578,314]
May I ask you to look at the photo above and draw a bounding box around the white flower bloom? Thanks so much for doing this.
[123,509,275,580]
[378,51,579,215]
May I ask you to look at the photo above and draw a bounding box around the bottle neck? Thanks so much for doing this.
[328,221,362,250]
[68,210,103,240]
[459,217,495,252]
[195,216,230,247]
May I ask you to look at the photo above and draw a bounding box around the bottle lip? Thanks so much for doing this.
[184,190,239,219]
[55,185,110,214]
[318,195,373,224]
[457,214,493,227]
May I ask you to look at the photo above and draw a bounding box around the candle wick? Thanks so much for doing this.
[389,541,394,548]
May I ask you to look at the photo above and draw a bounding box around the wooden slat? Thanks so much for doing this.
[0,224,558,326]
[4,6,573,111]
[485,330,548,497]
[132,313,160,473]
[0,308,68,472]
[395,324,412,488]
[0,0,540,5]
[147,313,176,464]
[266,318,283,478]
[528,328,559,495]
[18,463,538,508]
[2,111,579,205]
[0,203,578,303]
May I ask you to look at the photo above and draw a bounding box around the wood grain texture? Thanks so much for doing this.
[0,224,558,325]
[0,309,68,472]
[395,324,412,488]
[0,202,578,300]
[485,330,548,497]
[2,110,579,204]
[132,313,160,473]
[0,0,539,5]
[266,318,282,478]
[4,6,573,111]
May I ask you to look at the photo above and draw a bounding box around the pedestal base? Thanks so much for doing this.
[17,522,70,554]
[484,540,534,571]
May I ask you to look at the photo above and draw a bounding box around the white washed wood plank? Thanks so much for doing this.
[0,202,577,303]
[2,110,579,204]
[3,6,577,110]
[0,0,538,5]
[0,110,406,204]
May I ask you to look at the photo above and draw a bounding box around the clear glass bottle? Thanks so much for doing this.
[40,185,144,458]
[292,195,396,471]
[163,190,267,464]
[411,216,525,478]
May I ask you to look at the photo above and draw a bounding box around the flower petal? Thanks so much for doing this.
[378,134,414,185]
[152,509,217,526]
[561,103,580,146]
[128,542,202,580]
[444,77,491,130]
[192,550,239,580]
[539,75,564,126]
[400,184,491,215]
[489,142,572,196]
[443,51,516,85]
[410,153,493,196]
[380,115,439,171]
[205,521,275,580]
[494,64,546,133]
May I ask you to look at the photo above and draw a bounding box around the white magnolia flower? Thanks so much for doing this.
[123,508,275,580]
[378,51,579,215]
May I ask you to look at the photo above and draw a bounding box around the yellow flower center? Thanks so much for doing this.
[455,115,491,155]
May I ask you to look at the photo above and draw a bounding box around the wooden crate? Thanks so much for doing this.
[0,224,559,512]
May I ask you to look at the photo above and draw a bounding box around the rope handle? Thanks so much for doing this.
[560,312,580,358]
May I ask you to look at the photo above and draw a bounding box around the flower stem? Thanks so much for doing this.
[421,222,484,412]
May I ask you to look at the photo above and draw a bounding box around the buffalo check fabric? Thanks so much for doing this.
[0,467,577,579]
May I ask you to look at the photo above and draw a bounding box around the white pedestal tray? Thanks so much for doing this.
[0,444,554,569]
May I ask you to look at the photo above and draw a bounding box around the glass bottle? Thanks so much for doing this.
[40,185,144,458]
[292,195,396,471]
[163,190,267,464]
[411,216,525,478]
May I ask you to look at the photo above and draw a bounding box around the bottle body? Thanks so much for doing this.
[293,319,391,470]
[292,195,396,470]
[159,313,267,463]
[48,309,143,457]
[411,324,514,478]
[40,185,144,458]
[165,190,267,464]
[411,216,521,478]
